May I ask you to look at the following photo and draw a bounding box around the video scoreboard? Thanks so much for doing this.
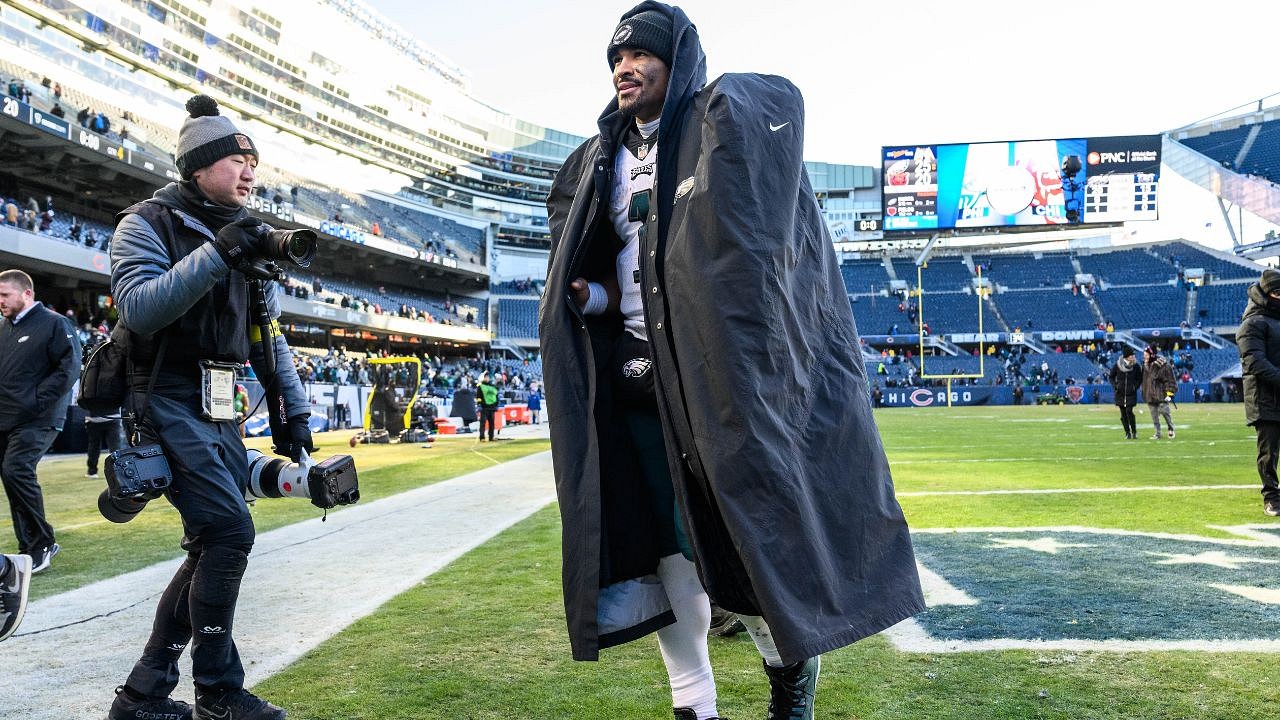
[882,135,1161,232]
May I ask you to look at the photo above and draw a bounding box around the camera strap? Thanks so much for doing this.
[130,335,169,446]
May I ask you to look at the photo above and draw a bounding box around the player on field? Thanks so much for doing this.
[538,3,924,718]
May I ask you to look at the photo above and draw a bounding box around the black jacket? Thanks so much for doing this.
[1239,283,1280,425]
[1109,356,1142,408]
[540,0,923,665]
[0,302,81,431]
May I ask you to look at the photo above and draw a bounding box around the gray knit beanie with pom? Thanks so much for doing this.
[175,95,257,180]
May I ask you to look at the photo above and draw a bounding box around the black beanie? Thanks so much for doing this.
[175,95,258,180]
[1122,346,1135,358]
[1261,268,1280,296]
[606,8,673,69]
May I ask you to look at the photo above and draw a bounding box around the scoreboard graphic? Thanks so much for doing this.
[882,135,1161,232]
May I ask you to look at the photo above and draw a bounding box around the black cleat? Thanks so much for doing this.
[764,656,820,720]
[1265,499,1280,517]
[1,553,32,642]
[194,688,285,720]
[708,604,745,637]
[107,685,192,720]
[674,709,721,720]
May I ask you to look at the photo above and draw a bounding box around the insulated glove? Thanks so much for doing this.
[212,217,265,270]
[283,414,317,463]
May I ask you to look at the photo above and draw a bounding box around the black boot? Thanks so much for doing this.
[107,685,192,720]
[194,687,285,720]
[763,656,820,720]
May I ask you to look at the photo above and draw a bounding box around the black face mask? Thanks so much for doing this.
[176,180,247,231]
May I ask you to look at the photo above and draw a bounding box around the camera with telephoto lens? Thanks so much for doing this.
[242,226,318,282]
[245,449,360,509]
[98,444,174,523]
[259,228,317,267]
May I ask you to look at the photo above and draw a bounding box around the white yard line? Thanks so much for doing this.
[0,450,557,719]
[891,454,1243,464]
[898,484,1258,497]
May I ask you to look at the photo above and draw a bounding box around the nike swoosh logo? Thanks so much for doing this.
[769,122,790,132]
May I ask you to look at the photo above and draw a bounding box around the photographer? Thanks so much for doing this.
[105,95,311,720]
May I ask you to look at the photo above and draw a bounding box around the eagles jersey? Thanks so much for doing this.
[609,118,659,342]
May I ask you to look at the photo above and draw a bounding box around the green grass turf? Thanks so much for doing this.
[2,430,549,600]
[255,403,1278,719]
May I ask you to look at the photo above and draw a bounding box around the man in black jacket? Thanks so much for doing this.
[1238,269,1280,517]
[0,269,80,574]
[541,5,923,719]
[1109,346,1143,439]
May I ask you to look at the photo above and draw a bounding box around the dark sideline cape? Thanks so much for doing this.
[539,0,924,664]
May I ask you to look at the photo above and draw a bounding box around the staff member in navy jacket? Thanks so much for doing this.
[0,269,80,574]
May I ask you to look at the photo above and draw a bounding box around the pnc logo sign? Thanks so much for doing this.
[1087,151,1129,165]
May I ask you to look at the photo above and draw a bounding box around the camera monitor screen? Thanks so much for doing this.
[882,135,1161,232]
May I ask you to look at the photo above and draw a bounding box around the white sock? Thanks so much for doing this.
[655,554,718,719]
[738,614,784,667]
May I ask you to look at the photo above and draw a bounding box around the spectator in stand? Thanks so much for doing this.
[4,200,17,226]
[1109,346,1142,440]
[50,104,64,119]
[37,210,53,234]
[77,106,91,127]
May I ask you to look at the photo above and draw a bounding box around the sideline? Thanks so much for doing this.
[0,449,557,719]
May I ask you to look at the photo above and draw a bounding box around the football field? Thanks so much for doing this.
[5,403,1279,718]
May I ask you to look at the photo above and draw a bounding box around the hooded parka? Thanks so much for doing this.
[1239,282,1280,425]
[539,1,924,665]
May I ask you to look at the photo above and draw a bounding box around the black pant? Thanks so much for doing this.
[1118,405,1136,437]
[0,424,59,556]
[123,385,256,698]
[479,407,497,440]
[1255,421,1280,503]
[85,419,126,474]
